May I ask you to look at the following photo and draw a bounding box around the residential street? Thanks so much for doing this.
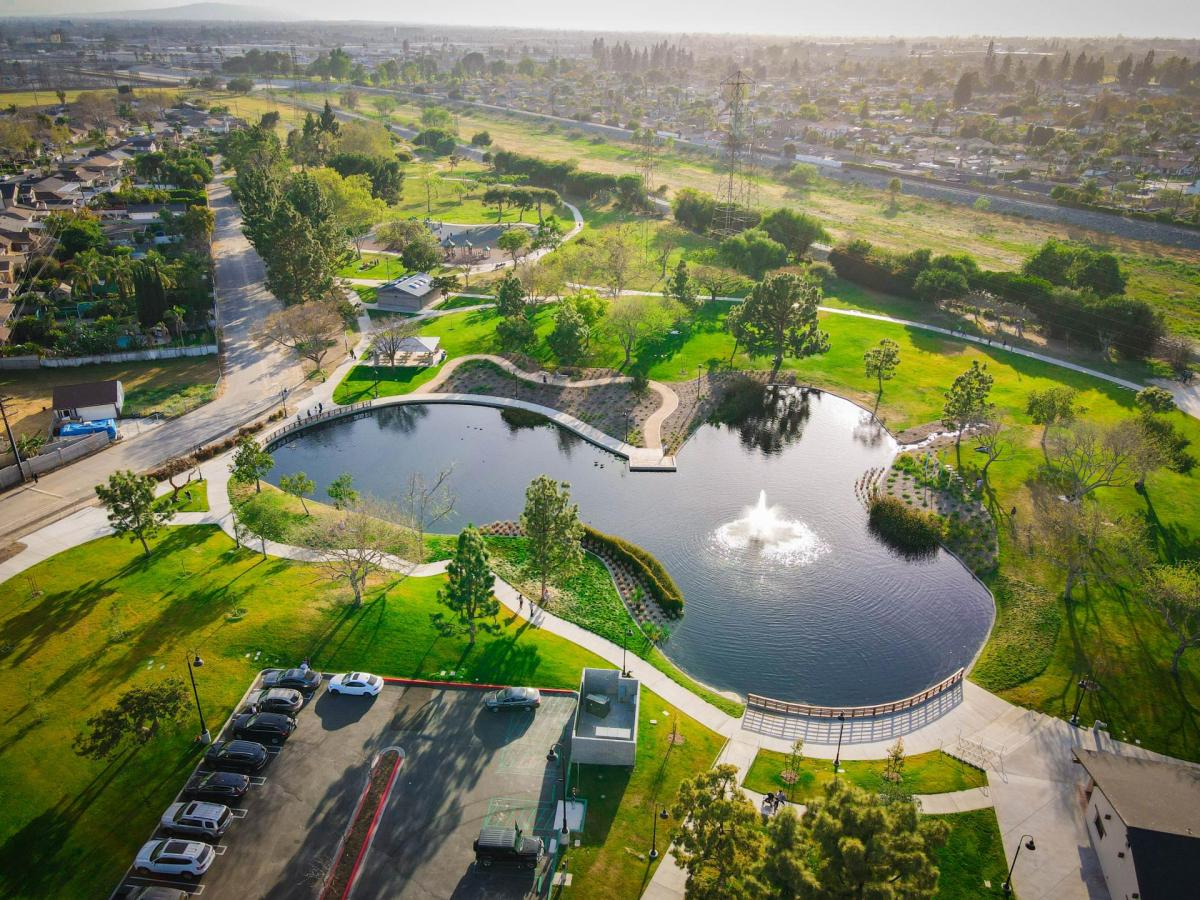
[0,173,301,544]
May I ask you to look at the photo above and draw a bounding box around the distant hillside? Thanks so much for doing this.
[67,2,301,21]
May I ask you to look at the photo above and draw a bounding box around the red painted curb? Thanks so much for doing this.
[379,675,577,696]
[340,750,404,900]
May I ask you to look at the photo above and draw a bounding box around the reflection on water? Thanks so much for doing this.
[708,380,814,455]
[268,394,994,705]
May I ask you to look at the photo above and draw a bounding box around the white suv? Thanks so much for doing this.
[160,801,232,840]
[134,839,215,879]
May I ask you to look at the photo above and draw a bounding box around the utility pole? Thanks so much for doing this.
[0,396,28,483]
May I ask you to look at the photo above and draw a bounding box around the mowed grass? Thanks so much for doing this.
[742,748,987,801]
[931,809,1011,899]
[0,356,220,435]
[0,525,658,899]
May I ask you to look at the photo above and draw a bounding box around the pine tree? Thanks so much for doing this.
[436,525,498,644]
[520,476,583,603]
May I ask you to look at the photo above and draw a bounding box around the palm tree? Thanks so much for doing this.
[72,248,104,300]
[166,305,186,345]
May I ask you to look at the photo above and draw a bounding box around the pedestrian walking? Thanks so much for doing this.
[32,472,39,484]
[318,402,323,414]
[518,593,524,613]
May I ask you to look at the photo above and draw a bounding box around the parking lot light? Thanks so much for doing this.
[186,650,211,745]
[549,741,570,839]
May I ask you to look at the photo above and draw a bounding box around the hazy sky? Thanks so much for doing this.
[3,0,1199,38]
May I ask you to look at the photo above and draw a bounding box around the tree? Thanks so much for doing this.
[887,176,902,207]
[913,267,968,303]
[863,338,900,404]
[399,466,456,563]
[719,228,788,279]
[371,317,419,366]
[548,300,589,364]
[942,361,994,451]
[470,130,492,146]
[670,764,765,899]
[494,270,529,319]
[280,471,315,515]
[953,71,976,107]
[883,736,906,783]
[519,475,584,603]
[1025,386,1080,454]
[496,315,536,353]
[590,227,651,298]
[737,273,830,377]
[603,295,680,369]
[262,301,343,375]
[760,208,829,261]
[327,472,358,510]
[763,781,947,898]
[434,525,499,644]
[399,229,441,273]
[976,413,1011,482]
[305,501,414,606]
[310,168,386,256]
[73,680,188,760]
[226,76,253,94]
[1048,419,1145,501]
[231,435,274,493]
[1136,386,1177,415]
[667,260,698,311]
[88,471,174,563]
[376,218,427,252]
[483,185,512,222]
[1142,562,1200,676]
[497,228,532,265]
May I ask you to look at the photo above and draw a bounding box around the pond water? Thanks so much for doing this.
[267,391,994,705]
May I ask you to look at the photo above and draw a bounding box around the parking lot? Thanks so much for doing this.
[112,677,577,900]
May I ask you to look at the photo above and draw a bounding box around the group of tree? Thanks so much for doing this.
[481,184,562,223]
[491,149,648,205]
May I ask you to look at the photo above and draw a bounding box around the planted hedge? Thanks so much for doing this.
[582,524,685,617]
[867,495,943,556]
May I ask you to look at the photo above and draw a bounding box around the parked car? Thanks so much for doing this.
[182,771,250,802]
[160,801,232,840]
[473,826,544,869]
[328,672,383,696]
[244,687,304,716]
[204,739,269,773]
[133,839,214,879]
[232,712,296,745]
[261,667,322,694]
[483,686,541,711]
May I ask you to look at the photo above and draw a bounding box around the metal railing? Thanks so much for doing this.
[746,667,964,719]
[263,401,374,445]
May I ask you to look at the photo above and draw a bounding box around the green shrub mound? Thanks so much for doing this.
[971,577,1062,691]
[867,494,943,556]
[582,524,685,616]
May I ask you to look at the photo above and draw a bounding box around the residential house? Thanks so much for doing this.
[52,380,125,424]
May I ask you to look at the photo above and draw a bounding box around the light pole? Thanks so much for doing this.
[0,395,27,483]
[1002,834,1035,895]
[832,712,846,779]
[186,650,211,745]
[621,624,632,677]
[650,807,669,860]
[547,742,570,840]
[1070,674,1097,727]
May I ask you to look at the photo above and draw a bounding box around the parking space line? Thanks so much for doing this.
[124,877,205,895]
[249,776,267,786]
[212,845,228,855]
[230,808,248,819]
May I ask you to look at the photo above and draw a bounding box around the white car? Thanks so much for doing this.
[134,838,215,879]
[327,672,383,696]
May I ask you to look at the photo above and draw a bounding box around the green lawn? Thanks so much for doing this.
[0,525,721,898]
[932,809,1011,898]
[155,479,209,513]
[743,748,987,801]
[338,252,406,281]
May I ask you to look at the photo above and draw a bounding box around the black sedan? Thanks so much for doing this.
[244,687,305,716]
[182,770,251,802]
[261,667,322,694]
[232,712,297,745]
[204,739,269,773]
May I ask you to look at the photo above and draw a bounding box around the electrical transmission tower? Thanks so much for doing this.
[713,69,757,236]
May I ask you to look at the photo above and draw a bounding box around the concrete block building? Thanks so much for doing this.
[572,668,639,767]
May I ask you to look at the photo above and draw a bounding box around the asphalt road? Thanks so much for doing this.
[0,173,301,544]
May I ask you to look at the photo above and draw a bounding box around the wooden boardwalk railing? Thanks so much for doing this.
[263,401,374,446]
[746,667,964,719]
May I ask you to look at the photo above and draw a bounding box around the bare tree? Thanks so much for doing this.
[371,317,420,366]
[304,499,418,606]
[975,414,1011,482]
[400,466,456,563]
[1142,562,1200,675]
[262,301,344,375]
[1048,419,1145,501]
[517,258,565,305]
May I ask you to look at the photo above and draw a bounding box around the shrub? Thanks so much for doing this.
[867,494,943,555]
[582,525,685,616]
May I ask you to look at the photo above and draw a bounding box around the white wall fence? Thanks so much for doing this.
[0,431,112,489]
[0,345,217,370]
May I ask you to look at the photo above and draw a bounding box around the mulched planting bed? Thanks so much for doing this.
[323,748,403,900]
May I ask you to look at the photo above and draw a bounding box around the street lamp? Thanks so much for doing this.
[547,743,570,839]
[832,712,846,778]
[185,651,211,745]
[621,624,632,677]
[650,807,669,860]
[1070,674,1098,727]
[1002,834,1036,895]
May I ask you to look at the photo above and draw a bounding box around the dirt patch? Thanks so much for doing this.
[0,541,27,564]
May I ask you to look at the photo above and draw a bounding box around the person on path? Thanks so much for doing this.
[518,593,524,613]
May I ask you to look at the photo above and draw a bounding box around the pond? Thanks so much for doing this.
[267,390,994,706]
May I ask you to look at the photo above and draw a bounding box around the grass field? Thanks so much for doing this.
[932,809,1011,898]
[154,479,209,513]
[0,525,727,898]
[742,748,987,800]
[0,357,220,436]
[0,88,115,109]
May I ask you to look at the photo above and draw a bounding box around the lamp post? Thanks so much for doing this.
[185,650,211,745]
[832,712,846,779]
[1002,834,1036,895]
[546,743,570,840]
[1070,674,1097,727]
[650,807,669,860]
[621,624,632,677]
